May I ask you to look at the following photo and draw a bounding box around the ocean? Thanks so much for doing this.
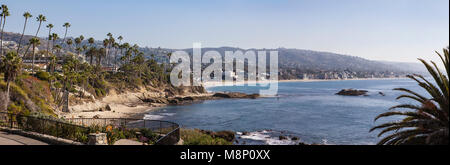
[145,79,427,145]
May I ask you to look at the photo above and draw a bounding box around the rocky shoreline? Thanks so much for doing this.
[137,92,260,105]
[61,86,260,119]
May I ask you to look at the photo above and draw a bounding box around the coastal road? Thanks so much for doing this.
[0,131,48,145]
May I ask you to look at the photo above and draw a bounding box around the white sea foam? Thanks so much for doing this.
[236,130,300,145]
[144,112,176,120]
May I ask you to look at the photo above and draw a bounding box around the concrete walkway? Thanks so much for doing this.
[0,131,48,145]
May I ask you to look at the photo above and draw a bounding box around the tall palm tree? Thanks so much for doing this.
[46,24,54,58]
[0,51,22,109]
[66,38,73,52]
[0,5,3,33]
[108,35,115,66]
[88,37,95,65]
[114,36,123,71]
[17,12,33,55]
[79,35,84,42]
[0,5,9,56]
[75,37,82,54]
[62,22,71,44]
[103,39,109,66]
[35,15,47,37]
[98,47,106,67]
[29,37,41,74]
[51,33,59,55]
[24,14,46,56]
[371,47,449,145]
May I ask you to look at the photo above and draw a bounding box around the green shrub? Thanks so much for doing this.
[181,129,232,145]
[36,71,51,81]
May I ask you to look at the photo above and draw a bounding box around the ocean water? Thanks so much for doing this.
[145,79,428,145]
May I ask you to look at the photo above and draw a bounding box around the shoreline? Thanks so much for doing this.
[60,89,214,120]
[202,77,405,87]
[62,77,404,120]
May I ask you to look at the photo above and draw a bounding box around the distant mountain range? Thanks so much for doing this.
[3,31,426,76]
[155,47,426,74]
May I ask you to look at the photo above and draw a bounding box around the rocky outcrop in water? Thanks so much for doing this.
[212,92,260,99]
[336,89,368,96]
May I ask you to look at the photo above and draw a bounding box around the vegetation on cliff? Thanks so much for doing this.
[0,3,205,117]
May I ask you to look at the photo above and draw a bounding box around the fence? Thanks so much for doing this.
[65,118,180,145]
[0,112,180,145]
[0,112,91,143]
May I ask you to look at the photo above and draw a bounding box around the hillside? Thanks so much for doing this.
[3,31,425,77]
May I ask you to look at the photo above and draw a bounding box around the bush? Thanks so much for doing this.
[181,129,232,145]
[36,71,51,81]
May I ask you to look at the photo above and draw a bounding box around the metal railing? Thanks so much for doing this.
[0,112,91,143]
[66,118,180,145]
[0,112,180,145]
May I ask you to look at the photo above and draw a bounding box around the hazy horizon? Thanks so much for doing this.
[3,0,449,64]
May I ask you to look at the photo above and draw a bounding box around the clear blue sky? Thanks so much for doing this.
[3,0,449,63]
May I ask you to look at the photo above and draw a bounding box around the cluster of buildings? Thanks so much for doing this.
[280,69,402,80]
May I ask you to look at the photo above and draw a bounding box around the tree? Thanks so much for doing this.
[0,5,10,56]
[114,36,123,71]
[108,35,115,66]
[51,33,59,55]
[24,14,46,56]
[371,47,449,145]
[66,38,73,52]
[0,51,22,109]
[62,22,71,44]
[35,15,47,37]
[29,37,41,74]
[17,12,33,55]
[97,48,106,66]
[88,37,95,65]
[103,39,109,66]
[46,24,54,59]
[74,37,82,56]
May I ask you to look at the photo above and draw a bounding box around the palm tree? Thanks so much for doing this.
[114,36,123,71]
[54,44,62,57]
[51,33,59,55]
[88,37,95,65]
[103,39,109,66]
[62,22,71,44]
[75,38,82,54]
[46,24,54,58]
[0,51,22,109]
[24,14,46,56]
[66,38,73,52]
[35,15,47,37]
[17,12,33,55]
[79,35,84,42]
[0,5,10,56]
[98,47,106,66]
[108,35,115,66]
[48,54,57,74]
[371,47,449,145]
[29,37,41,74]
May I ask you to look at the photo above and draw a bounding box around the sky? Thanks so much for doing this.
[2,0,449,63]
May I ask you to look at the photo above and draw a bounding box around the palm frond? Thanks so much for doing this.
[378,129,431,145]
[372,48,449,145]
[393,87,428,102]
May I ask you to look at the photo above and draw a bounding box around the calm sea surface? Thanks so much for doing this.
[145,79,427,145]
